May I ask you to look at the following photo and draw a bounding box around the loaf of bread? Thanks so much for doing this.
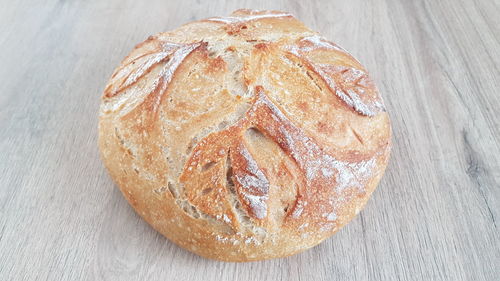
[99,9,391,261]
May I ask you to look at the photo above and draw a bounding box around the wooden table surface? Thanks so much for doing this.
[1,0,499,280]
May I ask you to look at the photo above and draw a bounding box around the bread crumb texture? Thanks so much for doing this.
[98,9,391,261]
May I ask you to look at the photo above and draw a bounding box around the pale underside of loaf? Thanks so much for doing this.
[98,9,391,261]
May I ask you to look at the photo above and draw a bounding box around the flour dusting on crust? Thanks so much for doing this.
[206,12,292,24]
[250,89,377,193]
[233,145,270,219]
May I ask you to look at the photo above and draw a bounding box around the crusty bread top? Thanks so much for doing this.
[100,9,390,248]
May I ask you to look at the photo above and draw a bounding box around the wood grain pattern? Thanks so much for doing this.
[0,0,498,280]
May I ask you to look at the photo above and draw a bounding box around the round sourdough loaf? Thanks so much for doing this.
[99,9,391,261]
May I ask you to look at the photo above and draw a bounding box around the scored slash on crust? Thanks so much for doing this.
[102,40,205,117]
[285,35,386,116]
[181,86,381,230]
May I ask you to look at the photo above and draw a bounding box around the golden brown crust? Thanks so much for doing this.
[98,9,391,261]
